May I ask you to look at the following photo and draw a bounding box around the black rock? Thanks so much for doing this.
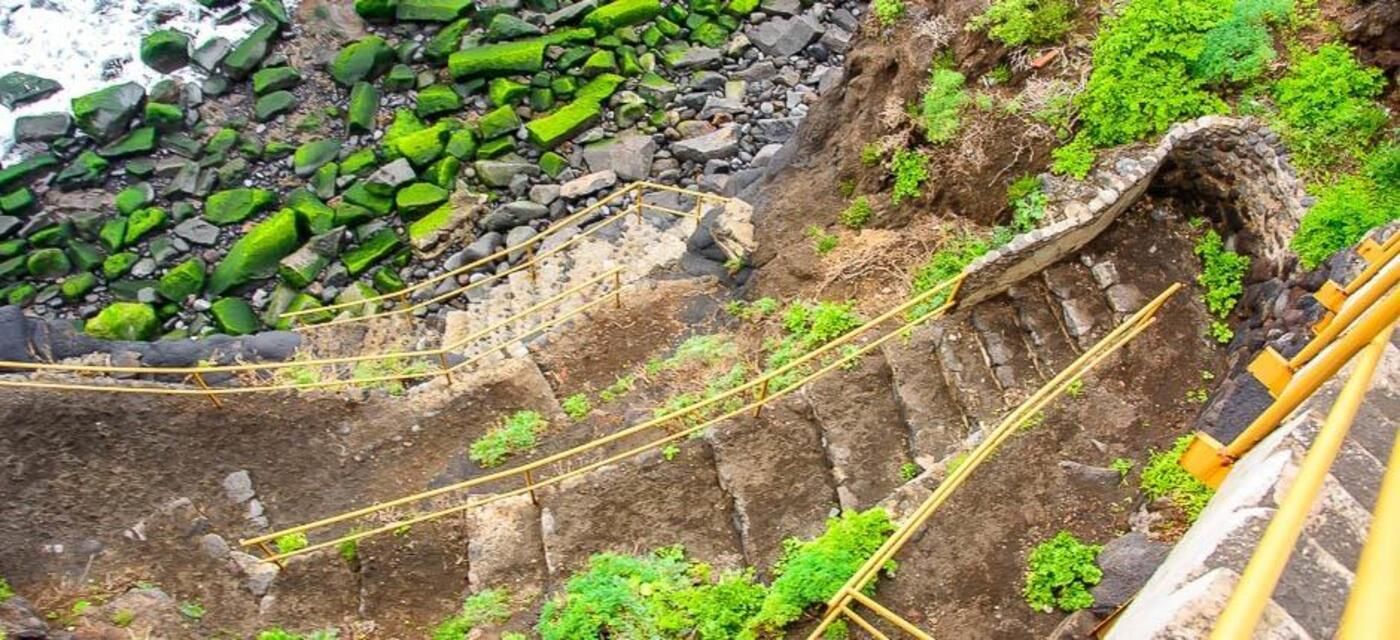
[13,113,73,142]
[0,72,62,109]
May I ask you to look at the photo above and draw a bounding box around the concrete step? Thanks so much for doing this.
[803,350,915,510]
[931,316,1006,433]
[706,394,840,572]
[969,299,1044,403]
[881,323,972,467]
[1042,261,1115,349]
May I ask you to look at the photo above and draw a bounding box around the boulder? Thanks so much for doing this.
[583,134,656,181]
[424,18,472,61]
[408,192,483,252]
[477,105,523,140]
[204,188,278,225]
[277,228,343,288]
[211,297,260,335]
[347,82,380,133]
[14,113,73,142]
[26,248,71,279]
[481,200,548,232]
[396,0,472,21]
[221,22,278,79]
[365,158,417,194]
[474,160,539,187]
[396,182,450,217]
[157,258,206,301]
[672,124,739,162]
[487,13,542,40]
[524,99,601,148]
[330,36,395,87]
[416,84,462,118]
[293,140,342,177]
[582,0,662,30]
[253,91,298,121]
[251,66,301,95]
[746,14,821,57]
[71,82,146,142]
[0,72,61,109]
[140,29,192,73]
[96,126,157,158]
[85,302,158,341]
[207,208,302,294]
[448,40,547,79]
[341,228,401,275]
[1091,532,1170,614]
[559,170,617,199]
[191,37,233,72]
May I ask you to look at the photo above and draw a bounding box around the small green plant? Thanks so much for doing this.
[275,532,309,554]
[1023,531,1103,613]
[986,64,1013,85]
[1110,458,1134,482]
[1186,387,1209,404]
[350,356,433,396]
[1208,320,1234,344]
[111,609,136,627]
[70,600,91,617]
[838,344,864,370]
[921,68,969,144]
[1007,176,1047,233]
[393,524,412,537]
[1141,436,1215,521]
[178,600,205,620]
[860,143,882,167]
[724,254,746,274]
[600,374,637,402]
[1193,229,1249,338]
[839,196,873,229]
[257,630,337,640]
[890,149,929,205]
[562,393,592,421]
[434,589,512,640]
[872,0,905,27]
[969,0,1076,47]
[1019,410,1047,431]
[1291,144,1399,269]
[1050,137,1096,179]
[910,231,993,317]
[662,443,681,461]
[1065,378,1085,398]
[0,577,12,602]
[899,462,921,482]
[946,452,970,475]
[469,410,548,468]
[837,179,857,199]
[807,226,839,255]
[338,536,360,565]
[823,619,850,639]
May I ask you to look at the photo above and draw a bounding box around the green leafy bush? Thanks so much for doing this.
[743,509,896,638]
[763,300,863,390]
[807,226,839,255]
[890,149,929,205]
[860,143,882,167]
[1193,229,1250,320]
[921,68,969,144]
[1023,531,1103,613]
[434,590,512,640]
[1291,160,1399,269]
[257,630,339,640]
[1192,16,1274,84]
[1075,0,1231,147]
[1050,137,1096,178]
[469,410,547,467]
[840,196,873,229]
[1272,43,1387,173]
[1141,435,1215,521]
[969,0,1076,47]
[562,393,592,420]
[872,0,905,27]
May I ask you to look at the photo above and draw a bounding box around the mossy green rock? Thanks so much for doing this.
[102,251,139,279]
[60,272,97,301]
[394,124,451,167]
[334,202,376,227]
[476,136,515,158]
[397,0,471,20]
[97,126,157,159]
[98,218,127,252]
[0,152,59,192]
[0,256,24,282]
[26,247,70,279]
[488,78,529,107]
[86,302,159,341]
[287,190,337,234]
[526,100,602,148]
[424,18,472,62]
[222,22,278,80]
[691,21,729,47]
[372,266,406,293]
[140,29,191,73]
[343,181,395,215]
[582,50,618,76]
[576,73,625,102]
[124,207,167,244]
[207,208,302,294]
[55,151,109,189]
[448,40,546,79]
[294,139,342,177]
[348,82,380,133]
[416,84,462,118]
[254,91,298,121]
[354,0,398,21]
[71,82,146,142]
[582,0,663,31]
[424,155,461,188]
[331,36,395,87]
[252,66,302,95]
[477,105,521,140]
[538,151,569,177]
[0,187,35,214]
[67,241,104,271]
[210,297,259,335]
[342,228,402,275]
[384,64,418,92]
[342,148,379,176]
[157,257,205,301]
[445,129,478,160]
[0,239,24,259]
[487,13,543,40]
[143,102,183,131]
[205,188,278,225]
[252,0,292,25]
[395,182,449,217]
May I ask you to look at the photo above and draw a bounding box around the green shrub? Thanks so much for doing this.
[1050,137,1096,178]
[562,393,592,420]
[1192,16,1275,84]
[256,630,339,640]
[921,68,969,144]
[275,532,308,554]
[1075,0,1231,147]
[890,149,929,205]
[969,0,1076,47]
[840,196,873,229]
[1291,164,1398,269]
[1023,532,1103,613]
[743,509,895,638]
[469,410,547,467]
[763,300,863,390]
[1272,43,1387,173]
[1007,176,1047,233]
[1193,229,1250,319]
[872,0,905,27]
[807,226,839,255]
[1142,436,1215,521]
[910,232,993,317]
[434,589,511,640]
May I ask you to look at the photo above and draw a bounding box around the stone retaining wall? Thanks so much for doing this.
[957,116,1310,307]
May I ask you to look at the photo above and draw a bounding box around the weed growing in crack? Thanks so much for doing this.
[178,600,205,620]
[920,68,969,144]
[872,0,905,28]
[338,536,359,566]
[1023,531,1102,613]
[860,143,883,167]
[469,410,548,468]
[599,374,637,403]
[562,393,592,421]
[1141,436,1215,521]
[662,443,681,461]
[1007,175,1047,233]
[0,577,11,602]
[111,609,135,627]
[1065,378,1085,398]
[969,0,1076,47]
[900,462,921,482]
[910,232,994,317]
[807,226,839,255]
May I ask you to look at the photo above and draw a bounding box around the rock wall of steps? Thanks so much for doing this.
[958,116,1309,308]
[1108,340,1400,640]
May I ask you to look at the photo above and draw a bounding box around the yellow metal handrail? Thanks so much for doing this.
[0,267,625,398]
[240,273,969,562]
[1337,391,1400,636]
[1210,320,1394,639]
[806,284,1182,640]
[282,181,729,328]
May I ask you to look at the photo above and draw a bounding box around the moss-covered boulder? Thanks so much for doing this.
[424,155,461,188]
[254,90,298,121]
[488,78,529,106]
[140,29,191,73]
[207,208,302,294]
[487,13,543,40]
[157,257,206,301]
[394,123,452,167]
[416,84,462,119]
[0,152,58,192]
[477,105,521,140]
[396,0,471,21]
[211,297,260,335]
[124,207,167,244]
[525,100,603,148]
[287,190,337,235]
[0,187,35,214]
[252,0,292,25]
[355,0,398,21]
[252,66,302,95]
[395,182,449,217]
[60,272,97,301]
[143,102,183,131]
[449,40,547,79]
[71,82,146,142]
[583,0,663,30]
[343,181,395,215]
[54,150,109,189]
[102,252,138,279]
[348,82,381,134]
[222,22,278,79]
[205,188,278,225]
[26,248,70,279]
[294,140,342,177]
[424,18,472,62]
[445,129,478,160]
[85,302,159,341]
[96,126,157,159]
[341,228,402,275]
[331,36,395,87]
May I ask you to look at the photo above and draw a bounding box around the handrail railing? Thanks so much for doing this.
[0,266,626,399]
[282,181,728,329]
[805,284,1182,640]
[1210,320,1395,639]
[239,273,970,563]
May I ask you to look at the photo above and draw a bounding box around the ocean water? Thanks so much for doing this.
[0,0,297,159]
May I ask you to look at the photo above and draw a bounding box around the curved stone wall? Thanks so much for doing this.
[958,116,1310,307]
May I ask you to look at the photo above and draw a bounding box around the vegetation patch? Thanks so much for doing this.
[910,231,993,317]
[890,149,929,205]
[920,68,968,144]
[1193,229,1249,344]
[872,0,905,27]
[433,589,513,640]
[969,0,1076,47]
[469,410,548,468]
[1292,144,1400,269]
[1272,43,1387,176]
[1023,531,1103,613]
[839,196,873,229]
[1141,435,1215,521]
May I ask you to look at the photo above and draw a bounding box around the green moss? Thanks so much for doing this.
[85,302,159,341]
[207,208,302,295]
[477,105,522,140]
[396,182,450,217]
[448,40,547,79]
[60,272,98,300]
[205,188,278,225]
[488,78,530,107]
[251,66,302,95]
[582,0,663,31]
[417,84,463,118]
[341,228,402,275]
[124,207,166,244]
[26,248,71,279]
[330,36,395,87]
[396,0,471,21]
[158,258,206,301]
[525,100,603,148]
[211,297,260,335]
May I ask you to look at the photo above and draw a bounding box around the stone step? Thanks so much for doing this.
[706,394,841,572]
[969,299,1043,404]
[1005,280,1081,375]
[802,350,915,510]
[881,323,972,467]
[537,441,745,580]
[464,493,549,603]
[1042,261,1115,349]
[931,316,1006,433]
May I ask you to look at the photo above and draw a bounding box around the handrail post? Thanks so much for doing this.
[632,184,644,222]
[192,372,222,408]
[752,378,770,418]
[613,270,623,309]
[523,469,538,505]
[438,353,453,384]
[257,541,287,570]
[526,246,539,284]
